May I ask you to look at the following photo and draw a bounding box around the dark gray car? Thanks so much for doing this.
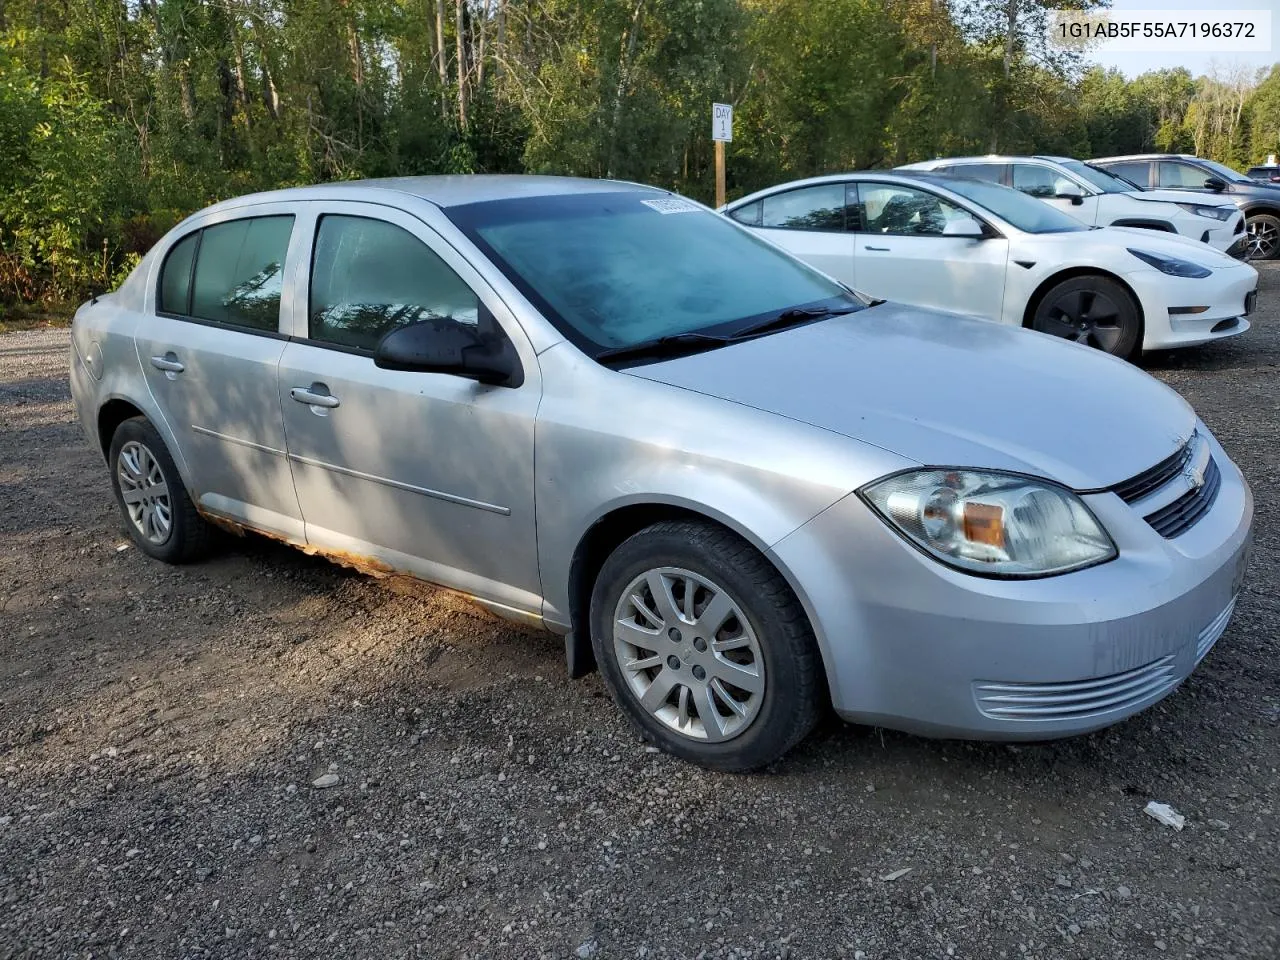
[1091,153,1280,260]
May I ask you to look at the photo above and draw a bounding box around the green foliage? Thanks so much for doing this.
[0,1,1277,307]
[0,43,132,301]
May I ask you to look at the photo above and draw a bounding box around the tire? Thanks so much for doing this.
[1245,213,1280,261]
[108,416,213,563]
[589,520,823,771]
[1030,275,1142,359]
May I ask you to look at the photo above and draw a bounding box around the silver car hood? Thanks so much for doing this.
[626,303,1196,490]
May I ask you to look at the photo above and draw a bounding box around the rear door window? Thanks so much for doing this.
[939,163,1006,185]
[760,184,848,231]
[1104,161,1152,188]
[189,216,295,331]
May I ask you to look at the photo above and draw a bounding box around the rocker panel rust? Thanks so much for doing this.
[194,506,548,631]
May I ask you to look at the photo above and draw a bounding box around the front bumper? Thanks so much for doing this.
[769,429,1253,739]
[1123,262,1258,350]
[1199,212,1246,254]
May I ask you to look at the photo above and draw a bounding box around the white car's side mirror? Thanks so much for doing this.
[943,214,986,238]
[1055,183,1086,205]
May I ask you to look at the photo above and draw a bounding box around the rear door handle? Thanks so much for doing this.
[864,245,890,252]
[150,353,185,378]
[290,385,341,409]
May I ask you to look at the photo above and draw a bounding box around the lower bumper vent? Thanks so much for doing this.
[974,656,1178,722]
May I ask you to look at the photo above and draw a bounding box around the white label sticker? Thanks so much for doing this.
[641,197,702,215]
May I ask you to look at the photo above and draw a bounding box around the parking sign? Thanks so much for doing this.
[712,103,733,143]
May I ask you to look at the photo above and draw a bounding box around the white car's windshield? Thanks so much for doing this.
[1058,160,1134,194]
[1199,159,1250,183]
[926,176,1088,234]
[449,191,862,358]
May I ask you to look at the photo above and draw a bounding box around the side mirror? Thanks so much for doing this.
[1055,184,1085,205]
[374,312,523,387]
[943,213,987,238]
[1204,176,1227,192]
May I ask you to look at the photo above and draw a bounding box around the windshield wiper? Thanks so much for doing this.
[730,303,862,340]
[594,301,862,367]
[595,331,733,365]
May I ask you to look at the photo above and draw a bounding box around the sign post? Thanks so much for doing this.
[712,102,732,208]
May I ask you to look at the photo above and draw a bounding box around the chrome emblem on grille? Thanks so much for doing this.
[1185,459,1206,491]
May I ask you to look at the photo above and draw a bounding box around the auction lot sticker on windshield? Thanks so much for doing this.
[1050,9,1271,53]
[642,197,701,215]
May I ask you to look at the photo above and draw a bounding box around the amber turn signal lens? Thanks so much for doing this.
[963,502,1005,549]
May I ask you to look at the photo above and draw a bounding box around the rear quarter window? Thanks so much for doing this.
[158,232,199,315]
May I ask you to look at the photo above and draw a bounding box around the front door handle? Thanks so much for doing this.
[150,353,185,375]
[290,384,341,409]
[864,245,891,252]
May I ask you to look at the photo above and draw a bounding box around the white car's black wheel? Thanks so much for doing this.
[1245,213,1280,260]
[1031,276,1141,358]
[589,520,823,772]
[108,417,213,563]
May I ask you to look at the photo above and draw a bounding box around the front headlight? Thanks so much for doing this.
[861,469,1117,578]
[1175,202,1232,221]
[1127,247,1212,279]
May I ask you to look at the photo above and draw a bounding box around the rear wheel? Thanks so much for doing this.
[589,520,823,771]
[1031,275,1142,359]
[1245,213,1280,260]
[108,416,213,563]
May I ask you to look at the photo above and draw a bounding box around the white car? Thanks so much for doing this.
[898,155,1247,256]
[722,171,1258,357]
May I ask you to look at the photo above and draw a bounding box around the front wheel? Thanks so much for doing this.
[589,520,823,771]
[1030,275,1142,359]
[1245,213,1280,260]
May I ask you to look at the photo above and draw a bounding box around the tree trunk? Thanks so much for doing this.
[477,0,487,88]
[989,0,1019,152]
[1002,0,1017,79]
[606,0,646,178]
[495,0,506,78]
[456,0,469,129]
[929,0,936,77]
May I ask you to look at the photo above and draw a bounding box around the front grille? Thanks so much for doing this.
[1111,432,1221,538]
[1144,457,1221,538]
[1113,440,1194,504]
[1196,597,1236,663]
[974,656,1178,721]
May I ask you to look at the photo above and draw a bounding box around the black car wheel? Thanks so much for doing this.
[108,416,214,563]
[1245,213,1280,260]
[1031,276,1142,359]
[589,520,823,772]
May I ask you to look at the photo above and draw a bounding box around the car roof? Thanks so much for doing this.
[196,175,662,215]
[1091,154,1198,162]
[724,170,986,209]
[914,155,1077,164]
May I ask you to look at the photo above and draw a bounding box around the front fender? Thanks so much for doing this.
[532,343,912,627]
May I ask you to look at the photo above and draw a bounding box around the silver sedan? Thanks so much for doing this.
[69,176,1252,770]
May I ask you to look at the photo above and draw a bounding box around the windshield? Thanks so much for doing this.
[1199,159,1250,183]
[926,176,1088,234]
[1058,159,1135,194]
[447,191,860,356]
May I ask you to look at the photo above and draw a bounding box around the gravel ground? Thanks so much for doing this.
[2,270,1279,960]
